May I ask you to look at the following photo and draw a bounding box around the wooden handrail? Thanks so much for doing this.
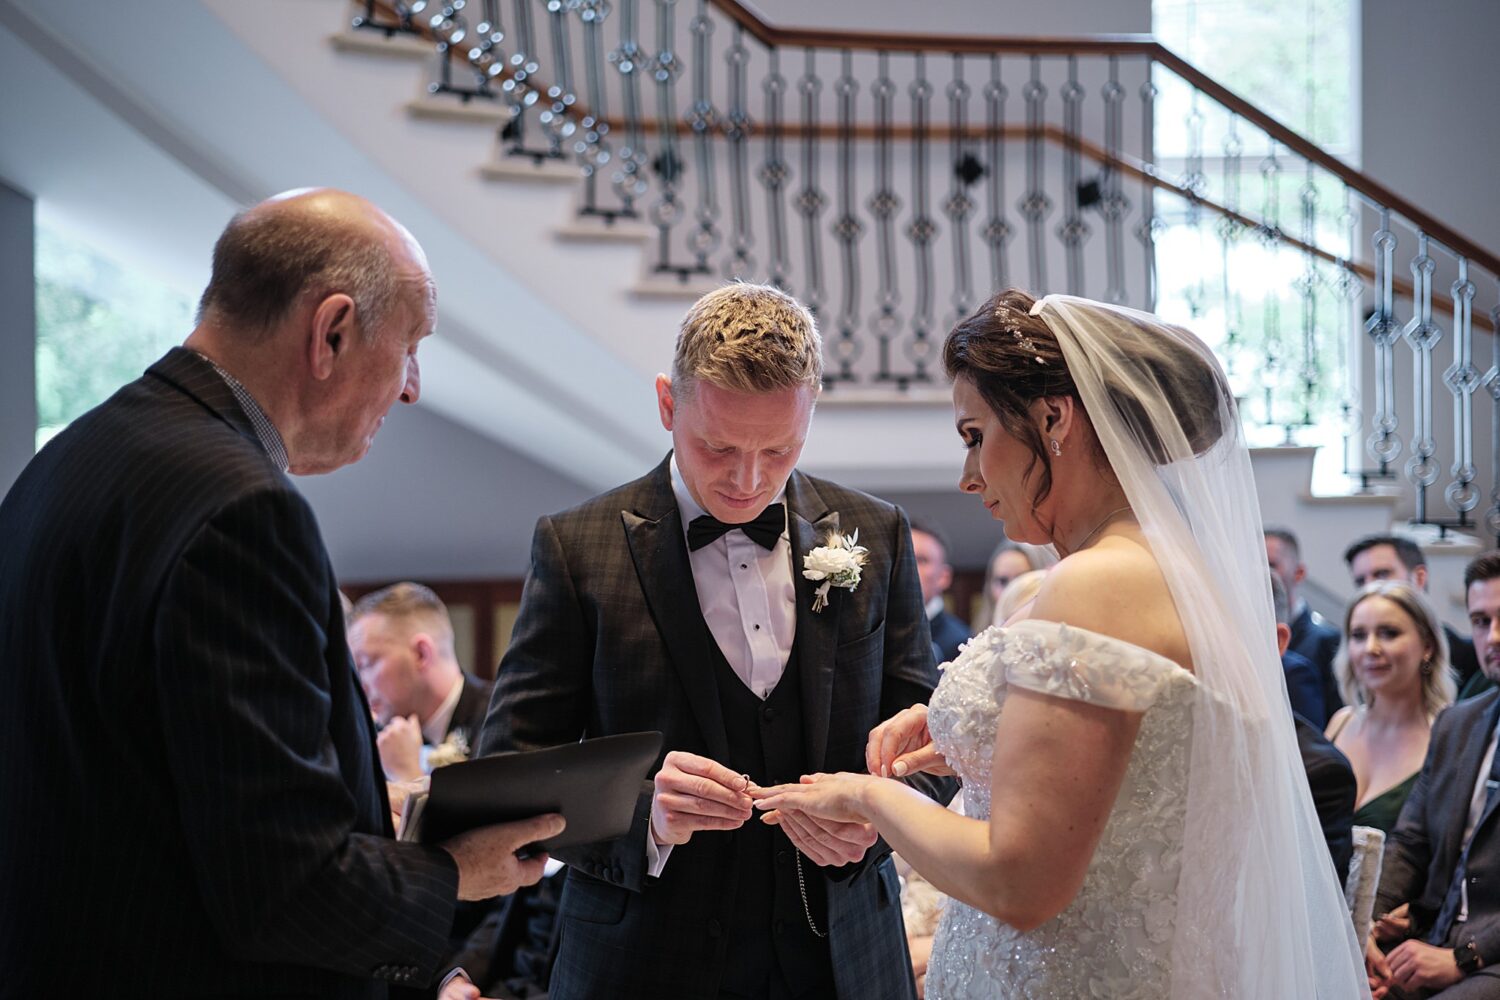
[707,0,1500,276]
[358,0,1500,299]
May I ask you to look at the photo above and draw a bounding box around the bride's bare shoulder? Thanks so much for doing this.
[1028,536,1193,672]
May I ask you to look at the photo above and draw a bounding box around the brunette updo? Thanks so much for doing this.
[943,289,1229,505]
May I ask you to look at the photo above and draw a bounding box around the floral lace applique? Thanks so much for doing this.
[925,621,1197,1000]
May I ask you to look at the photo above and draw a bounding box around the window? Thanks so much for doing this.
[35,224,194,449]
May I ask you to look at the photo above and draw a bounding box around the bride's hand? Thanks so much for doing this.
[867,704,954,778]
[753,772,877,826]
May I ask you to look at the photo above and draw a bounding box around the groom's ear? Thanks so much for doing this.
[655,373,676,431]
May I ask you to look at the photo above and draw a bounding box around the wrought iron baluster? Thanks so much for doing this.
[649,0,690,277]
[795,48,827,319]
[1100,56,1129,305]
[608,0,648,214]
[1445,258,1480,523]
[353,0,428,36]
[456,0,507,99]
[1258,141,1283,432]
[1334,186,1364,477]
[1217,115,1243,376]
[829,49,863,382]
[907,53,938,383]
[1137,70,1158,309]
[868,51,903,382]
[1404,232,1442,523]
[686,0,721,273]
[1366,207,1403,474]
[1295,162,1320,430]
[498,0,542,156]
[1019,56,1051,292]
[575,0,617,220]
[722,24,754,278]
[1057,56,1088,295]
[538,0,578,157]
[945,56,978,324]
[981,55,1011,297]
[428,3,474,101]
[758,48,791,290]
[1485,288,1500,544]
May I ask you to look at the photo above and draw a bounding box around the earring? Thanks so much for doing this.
[1421,657,1433,676]
[1049,438,1062,457]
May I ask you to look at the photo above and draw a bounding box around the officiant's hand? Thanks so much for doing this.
[868,705,954,779]
[650,750,755,846]
[442,813,565,900]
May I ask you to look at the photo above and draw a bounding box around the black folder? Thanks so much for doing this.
[400,731,664,853]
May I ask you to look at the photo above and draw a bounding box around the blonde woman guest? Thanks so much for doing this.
[1326,581,1457,834]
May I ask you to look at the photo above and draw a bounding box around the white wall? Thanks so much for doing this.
[1361,0,1500,254]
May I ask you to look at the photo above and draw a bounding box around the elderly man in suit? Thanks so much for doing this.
[909,520,970,664]
[349,582,495,781]
[0,189,560,998]
[1366,550,1500,998]
[480,282,951,1000]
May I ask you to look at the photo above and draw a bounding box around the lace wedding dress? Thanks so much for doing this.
[924,620,1199,999]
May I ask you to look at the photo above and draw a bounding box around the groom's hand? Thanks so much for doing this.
[650,751,754,846]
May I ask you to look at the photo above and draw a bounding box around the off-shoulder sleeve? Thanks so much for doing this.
[994,619,1194,713]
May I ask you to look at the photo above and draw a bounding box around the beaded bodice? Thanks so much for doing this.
[924,620,1198,999]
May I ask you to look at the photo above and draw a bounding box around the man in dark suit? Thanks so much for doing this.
[1366,551,1500,997]
[480,283,951,1000]
[348,582,495,781]
[909,520,971,664]
[1267,526,1343,723]
[1346,533,1490,700]
[0,190,559,998]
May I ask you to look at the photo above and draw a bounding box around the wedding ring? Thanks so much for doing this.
[739,773,752,792]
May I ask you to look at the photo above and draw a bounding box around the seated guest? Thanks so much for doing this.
[1365,551,1500,998]
[910,520,970,663]
[1267,525,1343,723]
[349,582,494,782]
[1272,574,1330,725]
[993,567,1047,626]
[1272,574,1357,882]
[1346,533,1489,700]
[976,539,1056,628]
[1328,582,1456,835]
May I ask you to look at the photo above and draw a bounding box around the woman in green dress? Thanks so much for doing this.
[1325,580,1457,834]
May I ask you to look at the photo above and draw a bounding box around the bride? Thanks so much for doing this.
[754,291,1369,997]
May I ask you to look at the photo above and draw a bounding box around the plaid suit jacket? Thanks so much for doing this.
[480,455,947,999]
[0,349,459,998]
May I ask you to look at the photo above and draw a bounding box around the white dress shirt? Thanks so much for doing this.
[647,457,798,876]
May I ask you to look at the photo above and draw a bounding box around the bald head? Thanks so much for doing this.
[197,188,429,342]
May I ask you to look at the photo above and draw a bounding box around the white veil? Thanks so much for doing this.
[1031,294,1368,998]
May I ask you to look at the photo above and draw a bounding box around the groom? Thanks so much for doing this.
[479,283,947,999]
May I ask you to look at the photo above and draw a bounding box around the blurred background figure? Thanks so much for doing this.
[1271,574,1331,725]
[976,540,1057,629]
[1344,533,1489,699]
[1265,526,1343,723]
[348,582,494,782]
[1327,581,1456,835]
[911,519,971,662]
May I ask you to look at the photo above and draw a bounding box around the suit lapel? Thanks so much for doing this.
[787,472,841,772]
[623,462,731,762]
[1464,697,1500,841]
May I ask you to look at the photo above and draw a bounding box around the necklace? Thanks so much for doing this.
[1068,503,1133,554]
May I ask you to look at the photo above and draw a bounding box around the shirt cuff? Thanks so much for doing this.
[645,831,673,877]
[438,967,471,993]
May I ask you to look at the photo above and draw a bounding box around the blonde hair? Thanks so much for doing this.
[350,582,455,655]
[1335,580,1456,716]
[672,283,822,396]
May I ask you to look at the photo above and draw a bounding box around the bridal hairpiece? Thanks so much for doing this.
[996,304,1045,364]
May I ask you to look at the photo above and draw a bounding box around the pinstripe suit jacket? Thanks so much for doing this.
[0,349,459,998]
[479,456,948,1000]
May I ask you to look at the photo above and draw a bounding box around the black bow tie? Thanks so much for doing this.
[687,503,786,552]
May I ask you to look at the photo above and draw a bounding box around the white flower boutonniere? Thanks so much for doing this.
[802,528,869,612]
[425,730,470,770]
